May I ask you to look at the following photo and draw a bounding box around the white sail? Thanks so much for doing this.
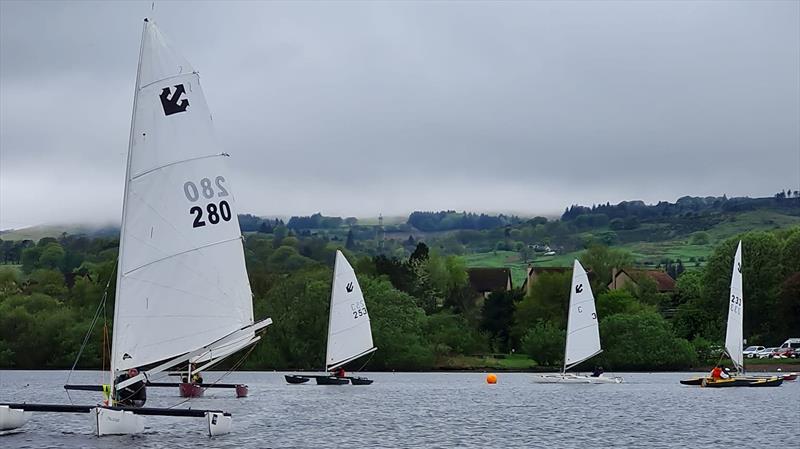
[111,20,256,375]
[563,260,602,371]
[325,251,376,371]
[724,241,744,372]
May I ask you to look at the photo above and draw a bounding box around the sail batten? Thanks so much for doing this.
[130,154,226,181]
[122,236,243,276]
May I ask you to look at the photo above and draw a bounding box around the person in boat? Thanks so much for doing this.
[332,367,346,378]
[191,367,204,385]
[115,367,147,407]
[591,366,604,377]
[709,365,730,380]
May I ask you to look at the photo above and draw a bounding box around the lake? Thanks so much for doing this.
[1,370,798,448]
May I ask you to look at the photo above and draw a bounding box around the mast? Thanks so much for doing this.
[110,17,149,398]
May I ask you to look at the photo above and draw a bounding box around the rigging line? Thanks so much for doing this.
[130,153,228,181]
[356,349,376,373]
[65,260,118,398]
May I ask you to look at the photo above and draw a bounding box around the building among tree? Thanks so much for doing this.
[466,267,513,299]
[608,268,676,293]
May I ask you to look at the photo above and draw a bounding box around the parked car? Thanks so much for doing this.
[778,338,800,351]
[775,347,797,358]
[743,346,765,358]
[756,347,780,359]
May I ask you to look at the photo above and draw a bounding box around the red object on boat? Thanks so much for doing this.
[235,384,248,398]
[179,383,204,397]
[780,373,797,381]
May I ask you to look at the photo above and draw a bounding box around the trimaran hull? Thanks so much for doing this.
[0,403,232,436]
[532,373,623,384]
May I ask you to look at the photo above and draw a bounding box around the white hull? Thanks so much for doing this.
[206,412,232,436]
[93,407,145,436]
[0,405,30,431]
[532,373,623,384]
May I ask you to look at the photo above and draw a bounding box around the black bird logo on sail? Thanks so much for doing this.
[160,84,189,116]
[737,262,741,273]
[575,284,583,294]
[122,353,132,360]
[346,282,354,293]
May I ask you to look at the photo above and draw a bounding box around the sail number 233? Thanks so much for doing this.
[183,176,232,228]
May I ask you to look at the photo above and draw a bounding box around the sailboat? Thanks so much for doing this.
[285,250,377,385]
[1,18,272,435]
[680,242,782,387]
[533,260,622,384]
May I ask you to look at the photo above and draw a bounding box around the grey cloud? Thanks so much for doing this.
[1,1,798,229]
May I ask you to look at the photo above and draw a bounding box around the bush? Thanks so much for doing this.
[600,312,697,370]
[520,320,564,366]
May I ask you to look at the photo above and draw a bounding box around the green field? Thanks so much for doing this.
[435,354,539,371]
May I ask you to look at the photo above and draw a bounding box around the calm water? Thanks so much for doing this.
[1,370,798,448]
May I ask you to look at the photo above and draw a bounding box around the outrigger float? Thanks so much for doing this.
[680,242,782,388]
[1,17,272,436]
[285,251,377,386]
[1,403,232,436]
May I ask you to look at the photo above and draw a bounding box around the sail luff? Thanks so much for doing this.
[324,253,339,372]
[111,18,149,390]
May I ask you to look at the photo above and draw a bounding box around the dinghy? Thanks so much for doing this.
[3,18,272,436]
[286,251,377,385]
[533,260,623,384]
[680,242,782,388]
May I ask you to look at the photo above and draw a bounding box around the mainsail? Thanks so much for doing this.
[325,251,376,371]
[111,20,259,379]
[563,260,602,371]
[724,241,744,373]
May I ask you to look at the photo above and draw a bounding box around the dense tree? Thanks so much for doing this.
[579,244,633,289]
[520,321,564,366]
[481,289,523,352]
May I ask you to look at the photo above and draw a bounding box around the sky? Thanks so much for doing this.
[1,1,798,229]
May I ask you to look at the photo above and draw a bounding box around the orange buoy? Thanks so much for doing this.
[486,373,497,384]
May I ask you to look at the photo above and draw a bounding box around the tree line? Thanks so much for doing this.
[0,227,797,371]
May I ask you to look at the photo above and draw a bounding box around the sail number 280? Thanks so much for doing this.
[184,177,232,228]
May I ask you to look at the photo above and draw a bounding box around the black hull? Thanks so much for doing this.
[681,376,784,388]
[348,376,373,385]
[315,376,349,385]
[285,375,310,384]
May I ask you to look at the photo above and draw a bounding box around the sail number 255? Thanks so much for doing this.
[183,176,232,228]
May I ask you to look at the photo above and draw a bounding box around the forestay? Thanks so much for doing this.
[724,241,744,373]
[325,251,376,371]
[111,20,255,375]
[563,260,602,371]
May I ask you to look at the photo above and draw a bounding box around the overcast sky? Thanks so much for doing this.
[1,1,798,229]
